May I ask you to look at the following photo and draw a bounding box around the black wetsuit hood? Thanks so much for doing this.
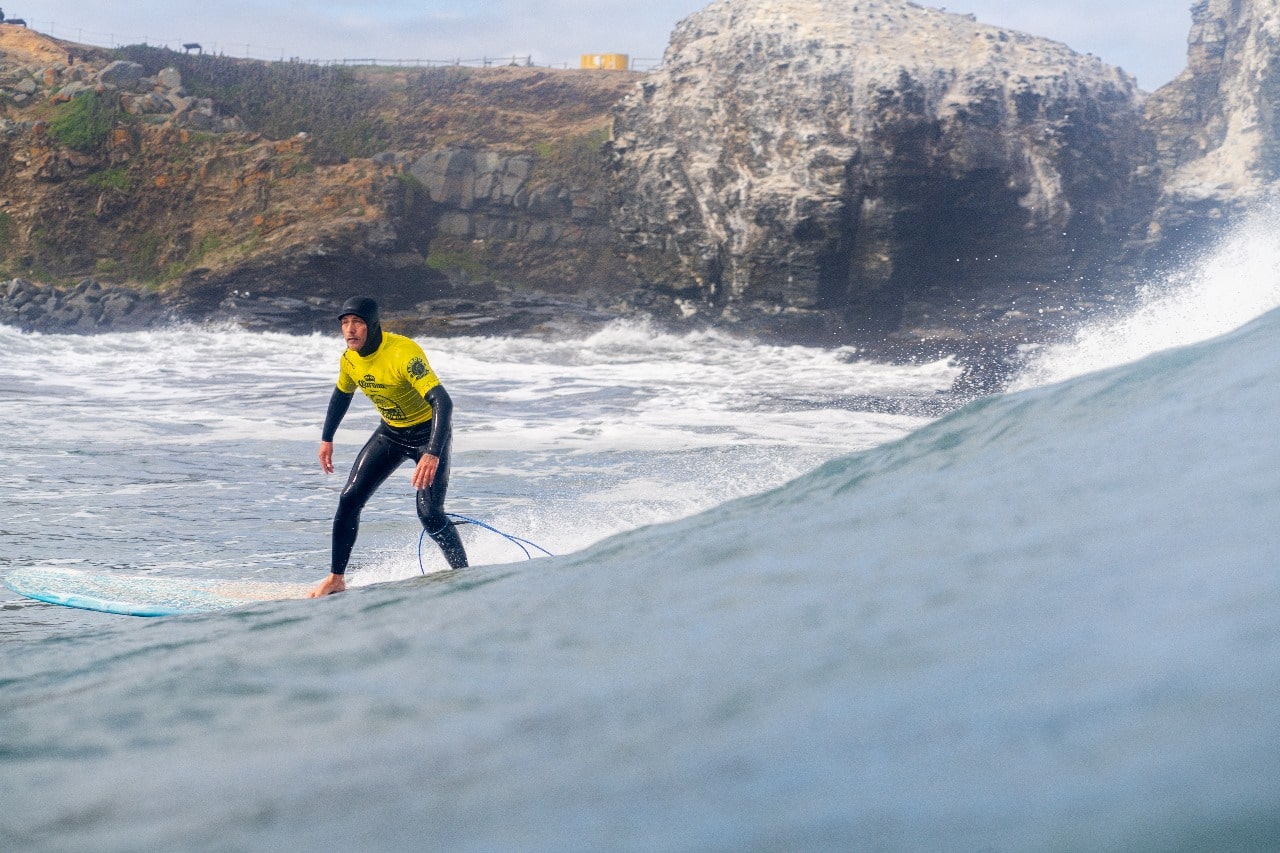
[339,296,383,356]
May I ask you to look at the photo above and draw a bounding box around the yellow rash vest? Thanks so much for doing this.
[335,332,442,428]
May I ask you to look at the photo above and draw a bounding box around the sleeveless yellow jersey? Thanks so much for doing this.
[335,332,441,428]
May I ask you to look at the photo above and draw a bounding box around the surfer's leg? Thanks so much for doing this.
[416,437,468,569]
[332,432,403,574]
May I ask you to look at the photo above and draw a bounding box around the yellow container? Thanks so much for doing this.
[580,53,630,71]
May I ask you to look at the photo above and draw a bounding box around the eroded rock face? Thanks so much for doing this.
[408,148,610,246]
[610,0,1158,340]
[1144,0,1280,250]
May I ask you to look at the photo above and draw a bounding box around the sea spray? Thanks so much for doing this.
[1013,206,1280,389]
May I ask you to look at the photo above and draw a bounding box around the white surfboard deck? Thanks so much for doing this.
[5,566,314,617]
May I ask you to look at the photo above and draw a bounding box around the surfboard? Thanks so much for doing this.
[4,566,314,617]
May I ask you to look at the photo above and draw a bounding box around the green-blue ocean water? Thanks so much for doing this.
[3,227,1279,849]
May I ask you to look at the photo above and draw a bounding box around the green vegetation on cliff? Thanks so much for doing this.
[47,91,124,152]
[115,45,391,163]
[111,46,633,175]
[532,126,611,186]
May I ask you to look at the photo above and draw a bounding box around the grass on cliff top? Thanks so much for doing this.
[116,45,390,163]
[113,45,636,160]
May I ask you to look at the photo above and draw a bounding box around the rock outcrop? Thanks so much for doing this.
[407,147,611,254]
[12,4,1280,359]
[1143,0,1280,253]
[0,276,166,331]
[610,0,1159,344]
[0,25,642,338]
[0,44,244,133]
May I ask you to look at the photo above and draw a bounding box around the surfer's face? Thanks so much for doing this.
[341,315,368,351]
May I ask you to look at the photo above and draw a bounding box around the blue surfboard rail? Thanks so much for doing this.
[4,567,313,617]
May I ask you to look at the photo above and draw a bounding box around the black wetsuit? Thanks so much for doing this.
[323,383,468,574]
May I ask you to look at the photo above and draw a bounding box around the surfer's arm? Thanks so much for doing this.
[319,388,355,474]
[423,385,453,456]
[411,385,453,490]
[322,387,355,441]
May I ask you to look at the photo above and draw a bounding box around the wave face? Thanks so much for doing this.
[3,291,1278,850]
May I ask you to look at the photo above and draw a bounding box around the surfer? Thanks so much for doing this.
[309,296,468,597]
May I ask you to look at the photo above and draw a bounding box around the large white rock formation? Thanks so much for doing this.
[610,0,1157,339]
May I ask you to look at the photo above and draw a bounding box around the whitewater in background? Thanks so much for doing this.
[0,317,956,624]
[2,210,1279,850]
[1015,206,1280,388]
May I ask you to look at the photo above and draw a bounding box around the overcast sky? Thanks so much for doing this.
[22,1,1192,90]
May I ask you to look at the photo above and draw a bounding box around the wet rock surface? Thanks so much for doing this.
[0,277,167,333]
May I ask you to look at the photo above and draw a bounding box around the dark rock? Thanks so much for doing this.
[409,148,535,211]
[5,277,36,306]
[0,277,166,333]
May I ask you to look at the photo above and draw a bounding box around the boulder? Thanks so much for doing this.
[98,60,145,88]
[121,91,175,116]
[54,79,94,100]
[610,0,1158,339]
[156,66,183,92]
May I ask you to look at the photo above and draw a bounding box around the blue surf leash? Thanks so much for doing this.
[417,513,554,574]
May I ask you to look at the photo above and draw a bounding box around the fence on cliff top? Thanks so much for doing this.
[22,20,663,71]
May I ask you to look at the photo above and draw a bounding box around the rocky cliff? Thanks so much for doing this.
[610,0,1159,346]
[0,25,640,335]
[6,2,1280,360]
[1143,0,1280,254]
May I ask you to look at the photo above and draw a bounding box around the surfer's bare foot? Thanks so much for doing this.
[307,573,347,597]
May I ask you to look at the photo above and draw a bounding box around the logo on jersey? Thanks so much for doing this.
[370,394,405,420]
[407,357,430,380]
[358,374,386,390]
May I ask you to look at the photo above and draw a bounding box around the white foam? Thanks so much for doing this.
[1,317,958,568]
[1014,207,1280,389]
[439,319,955,456]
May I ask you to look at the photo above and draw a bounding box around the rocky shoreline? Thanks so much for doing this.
[0,276,644,341]
[0,274,1045,399]
[0,277,169,332]
[1,0,1272,379]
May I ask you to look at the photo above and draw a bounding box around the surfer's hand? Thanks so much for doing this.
[307,573,346,597]
[412,453,439,490]
[319,441,334,474]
